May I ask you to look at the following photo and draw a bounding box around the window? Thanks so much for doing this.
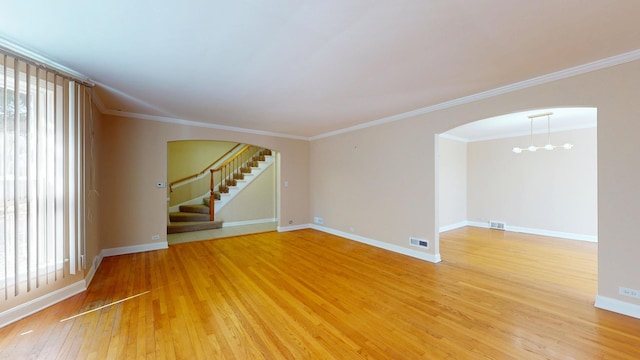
[0,53,89,301]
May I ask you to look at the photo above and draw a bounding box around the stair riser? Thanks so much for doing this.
[170,213,210,222]
[167,221,223,234]
[179,204,210,214]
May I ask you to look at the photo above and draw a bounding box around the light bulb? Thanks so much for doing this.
[512,147,522,153]
[528,145,537,152]
[544,144,554,150]
[563,143,574,149]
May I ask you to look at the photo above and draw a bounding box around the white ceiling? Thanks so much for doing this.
[442,107,597,142]
[0,1,638,138]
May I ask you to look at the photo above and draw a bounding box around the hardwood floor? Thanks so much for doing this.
[1,227,639,359]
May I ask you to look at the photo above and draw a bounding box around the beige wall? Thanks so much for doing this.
[167,140,237,183]
[310,59,640,309]
[167,140,238,206]
[467,127,597,236]
[85,102,104,272]
[216,163,276,222]
[438,137,467,229]
[98,115,309,249]
[93,58,640,314]
[310,117,438,256]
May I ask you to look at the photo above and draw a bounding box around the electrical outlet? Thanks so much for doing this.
[314,217,324,224]
[151,234,160,240]
[619,286,640,299]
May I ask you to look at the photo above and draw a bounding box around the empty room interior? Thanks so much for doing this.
[1,1,640,358]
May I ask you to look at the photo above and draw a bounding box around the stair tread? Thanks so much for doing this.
[167,220,223,234]
[179,204,210,214]
[168,147,274,235]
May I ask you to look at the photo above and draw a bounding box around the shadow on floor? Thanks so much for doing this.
[167,221,278,245]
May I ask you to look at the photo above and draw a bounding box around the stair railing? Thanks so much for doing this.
[208,145,268,221]
[169,143,243,193]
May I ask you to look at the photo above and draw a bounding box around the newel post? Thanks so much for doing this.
[209,169,215,221]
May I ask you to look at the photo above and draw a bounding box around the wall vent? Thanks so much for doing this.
[409,237,429,249]
[489,221,506,231]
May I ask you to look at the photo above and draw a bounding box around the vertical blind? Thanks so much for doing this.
[0,53,89,301]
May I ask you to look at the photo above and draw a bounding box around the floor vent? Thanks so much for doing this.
[409,237,429,249]
[489,221,506,230]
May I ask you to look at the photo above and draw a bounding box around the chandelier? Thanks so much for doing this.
[512,112,573,153]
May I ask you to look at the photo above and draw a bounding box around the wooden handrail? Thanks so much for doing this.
[212,144,251,171]
[169,143,243,192]
[208,145,266,221]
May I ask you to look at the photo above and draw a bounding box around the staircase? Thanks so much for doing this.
[167,204,223,234]
[167,148,273,234]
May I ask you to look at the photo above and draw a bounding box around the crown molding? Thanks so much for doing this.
[94,79,309,141]
[0,36,94,85]
[309,49,640,141]
[4,32,637,142]
[103,108,310,141]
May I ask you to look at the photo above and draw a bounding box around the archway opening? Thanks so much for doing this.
[166,140,279,244]
[436,107,598,292]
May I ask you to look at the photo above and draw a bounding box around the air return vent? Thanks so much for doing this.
[489,221,506,230]
[409,237,429,249]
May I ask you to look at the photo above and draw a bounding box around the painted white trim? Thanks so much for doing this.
[0,280,87,328]
[102,108,308,141]
[454,123,598,143]
[0,37,93,84]
[310,49,640,141]
[439,221,469,232]
[277,224,311,232]
[101,241,168,257]
[0,238,171,328]
[223,218,277,228]
[84,253,104,288]
[438,133,469,143]
[3,35,639,142]
[507,225,597,242]
[595,295,640,320]
[466,221,597,242]
[310,224,442,263]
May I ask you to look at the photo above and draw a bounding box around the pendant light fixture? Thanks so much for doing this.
[512,112,573,153]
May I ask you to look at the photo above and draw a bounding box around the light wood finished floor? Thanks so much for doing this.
[1,227,639,359]
[167,221,278,245]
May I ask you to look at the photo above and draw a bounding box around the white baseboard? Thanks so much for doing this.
[84,253,104,288]
[310,224,441,263]
[101,241,168,257]
[595,295,640,319]
[89,241,166,285]
[223,218,277,228]
[0,240,171,329]
[439,221,468,232]
[0,280,87,328]
[277,223,311,232]
[465,221,597,242]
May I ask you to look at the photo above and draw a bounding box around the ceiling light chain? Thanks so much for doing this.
[512,112,573,153]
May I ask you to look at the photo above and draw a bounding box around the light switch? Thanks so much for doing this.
[284,181,289,188]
